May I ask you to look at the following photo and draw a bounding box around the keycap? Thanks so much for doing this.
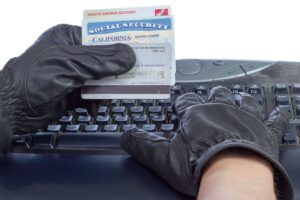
[166,106,173,114]
[140,99,155,107]
[114,115,129,124]
[65,124,80,133]
[291,83,300,94]
[230,85,244,94]
[151,115,166,124]
[47,125,61,133]
[170,85,183,95]
[84,125,99,132]
[247,84,262,95]
[57,132,122,150]
[170,114,178,124]
[273,84,288,94]
[142,124,156,132]
[160,124,175,132]
[148,106,162,115]
[77,115,91,123]
[275,95,290,106]
[59,115,73,125]
[110,99,118,106]
[75,108,88,116]
[158,98,172,107]
[96,115,110,125]
[133,115,148,125]
[194,85,209,96]
[282,133,298,144]
[12,135,31,148]
[97,106,108,115]
[121,99,135,107]
[130,106,144,115]
[122,124,137,131]
[112,106,126,116]
[103,124,118,132]
[32,132,54,148]
[160,124,175,138]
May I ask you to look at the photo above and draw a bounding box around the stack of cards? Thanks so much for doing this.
[81,6,175,99]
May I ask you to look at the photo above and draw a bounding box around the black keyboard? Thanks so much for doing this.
[11,60,300,154]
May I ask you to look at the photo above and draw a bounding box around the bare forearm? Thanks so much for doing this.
[198,149,276,200]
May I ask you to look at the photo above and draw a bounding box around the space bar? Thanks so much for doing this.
[57,132,122,149]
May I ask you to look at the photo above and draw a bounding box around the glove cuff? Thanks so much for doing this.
[194,140,293,200]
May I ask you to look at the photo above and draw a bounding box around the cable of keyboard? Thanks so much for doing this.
[11,83,300,154]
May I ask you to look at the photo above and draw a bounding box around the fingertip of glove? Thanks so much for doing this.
[120,128,141,152]
[115,43,136,72]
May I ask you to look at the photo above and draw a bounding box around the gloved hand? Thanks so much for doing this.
[0,24,136,152]
[121,86,293,200]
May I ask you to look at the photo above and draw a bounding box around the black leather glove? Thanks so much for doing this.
[0,24,136,152]
[121,86,293,200]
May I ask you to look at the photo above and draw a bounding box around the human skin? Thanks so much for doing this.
[197,149,276,200]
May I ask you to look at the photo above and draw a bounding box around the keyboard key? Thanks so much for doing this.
[114,115,129,124]
[283,133,298,144]
[248,84,262,94]
[103,124,118,132]
[32,132,54,148]
[170,85,183,95]
[130,106,144,115]
[75,108,88,116]
[57,132,122,149]
[160,124,174,138]
[160,124,175,132]
[12,135,31,148]
[273,84,288,94]
[149,106,162,115]
[170,114,178,124]
[121,99,135,107]
[96,115,110,125]
[77,115,91,123]
[122,124,137,131]
[151,115,166,124]
[84,125,99,132]
[112,106,126,116]
[194,85,209,96]
[291,83,300,94]
[140,99,155,107]
[230,85,244,94]
[166,106,173,114]
[133,115,148,125]
[158,98,172,107]
[59,115,73,125]
[142,124,156,132]
[110,99,118,106]
[97,106,108,115]
[47,125,61,133]
[65,124,80,133]
[275,95,290,106]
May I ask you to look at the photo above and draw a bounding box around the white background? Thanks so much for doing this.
[0,0,300,69]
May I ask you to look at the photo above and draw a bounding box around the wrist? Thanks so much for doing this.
[198,148,276,200]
